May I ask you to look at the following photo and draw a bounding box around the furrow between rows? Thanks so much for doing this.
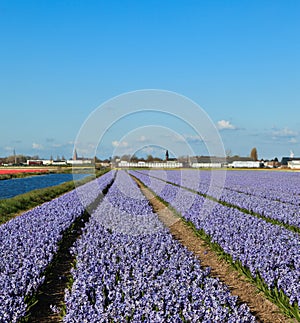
[130,170,300,321]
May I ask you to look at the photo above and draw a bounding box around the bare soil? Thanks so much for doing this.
[135,177,296,323]
[28,206,93,323]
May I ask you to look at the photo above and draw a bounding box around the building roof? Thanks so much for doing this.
[281,157,300,165]
[193,156,253,163]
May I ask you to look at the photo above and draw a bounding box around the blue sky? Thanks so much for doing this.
[0,0,299,160]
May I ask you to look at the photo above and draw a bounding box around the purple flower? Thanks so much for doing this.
[64,171,256,322]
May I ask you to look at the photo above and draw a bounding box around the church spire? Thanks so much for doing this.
[73,149,78,161]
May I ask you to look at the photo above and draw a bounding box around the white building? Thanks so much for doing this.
[118,160,183,168]
[191,163,222,168]
[52,160,68,166]
[26,159,44,166]
[288,160,300,169]
[229,161,262,168]
[67,159,92,165]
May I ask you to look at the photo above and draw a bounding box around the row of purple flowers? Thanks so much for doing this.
[130,170,300,313]
[136,169,300,229]
[64,170,256,323]
[221,170,300,205]
[0,171,115,323]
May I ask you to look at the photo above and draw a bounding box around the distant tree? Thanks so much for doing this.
[94,156,101,163]
[17,155,27,163]
[7,155,16,164]
[250,147,258,161]
[130,154,138,162]
[121,154,131,161]
[146,154,154,162]
[225,149,232,158]
[177,155,189,163]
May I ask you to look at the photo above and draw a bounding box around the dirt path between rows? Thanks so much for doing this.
[27,180,114,323]
[135,178,295,323]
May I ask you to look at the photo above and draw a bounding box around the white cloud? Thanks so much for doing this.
[112,141,129,148]
[289,138,298,144]
[52,143,63,148]
[142,146,155,154]
[272,127,298,138]
[183,134,203,143]
[217,120,236,130]
[32,143,43,149]
[137,135,147,142]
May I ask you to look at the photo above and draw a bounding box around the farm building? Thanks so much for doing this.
[229,161,263,168]
[263,159,280,168]
[66,159,92,165]
[26,159,92,166]
[190,156,226,168]
[281,157,300,168]
[191,162,222,168]
[27,160,45,166]
[288,160,300,169]
[118,160,183,168]
[190,156,256,168]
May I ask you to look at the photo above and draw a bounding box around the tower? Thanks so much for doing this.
[165,150,169,161]
[73,149,78,161]
[13,148,16,164]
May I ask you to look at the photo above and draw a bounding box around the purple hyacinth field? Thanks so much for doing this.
[0,170,115,323]
[130,169,300,321]
[64,171,256,322]
[2,168,300,322]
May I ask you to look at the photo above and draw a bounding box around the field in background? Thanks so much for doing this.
[0,168,48,175]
